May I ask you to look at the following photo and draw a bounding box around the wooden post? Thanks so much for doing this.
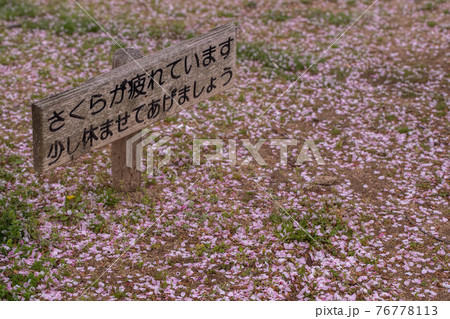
[111,48,143,192]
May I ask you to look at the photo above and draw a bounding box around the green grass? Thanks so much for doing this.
[237,42,318,79]
[0,193,39,245]
[170,20,186,35]
[145,20,187,40]
[401,90,418,99]
[416,180,433,191]
[306,9,352,26]
[0,154,23,183]
[331,67,350,82]
[0,0,39,21]
[434,95,448,116]
[0,254,63,300]
[113,290,127,299]
[96,187,120,206]
[423,2,437,11]
[435,100,447,111]
[45,193,86,225]
[1,271,44,300]
[396,126,410,134]
[212,242,230,253]
[0,283,17,300]
[244,1,257,9]
[88,214,109,234]
[242,191,255,202]
[56,13,100,35]
[19,6,101,36]
[385,114,397,122]
[0,154,40,245]
[438,189,449,198]
[262,10,290,22]
[147,24,165,39]
[331,127,342,136]
[269,201,351,246]
[217,11,235,18]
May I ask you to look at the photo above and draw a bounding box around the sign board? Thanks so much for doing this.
[32,23,237,173]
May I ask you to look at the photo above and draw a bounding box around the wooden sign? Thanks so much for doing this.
[32,23,237,179]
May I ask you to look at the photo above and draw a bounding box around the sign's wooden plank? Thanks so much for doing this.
[32,23,237,173]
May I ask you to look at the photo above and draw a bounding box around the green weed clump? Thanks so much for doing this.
[269,201,351,246]
[0,187,39,245]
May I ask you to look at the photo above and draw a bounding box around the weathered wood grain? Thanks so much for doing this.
[32,23,237,173]
[111,48,143,192]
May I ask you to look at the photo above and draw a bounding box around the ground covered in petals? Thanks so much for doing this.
[0,0,449,300]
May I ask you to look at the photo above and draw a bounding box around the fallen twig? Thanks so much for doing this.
[405,212,450,244]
